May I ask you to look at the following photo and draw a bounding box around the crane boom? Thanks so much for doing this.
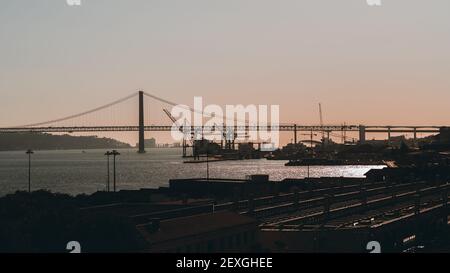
[162,108,190,135]
[163,109,178,124]
[162,109,193,157]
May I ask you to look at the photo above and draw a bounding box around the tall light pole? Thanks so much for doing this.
[104,151,112,192]
[206,142,209,180]
[26,149,34,193]
[111,150,120,192]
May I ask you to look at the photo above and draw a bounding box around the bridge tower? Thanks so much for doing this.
[387,126,392,146]
[138,91,146,153]
[359,125,366,144]
[294,124,297,144]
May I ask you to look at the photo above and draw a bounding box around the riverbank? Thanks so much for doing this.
[0,132,131,151]
[0,148,385,197]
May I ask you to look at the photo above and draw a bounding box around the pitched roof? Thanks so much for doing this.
[137,211,257,244]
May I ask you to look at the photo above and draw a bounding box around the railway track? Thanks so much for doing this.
[259,183,449,227]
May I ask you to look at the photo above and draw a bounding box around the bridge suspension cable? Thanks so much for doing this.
[15,90,253,129]
[16,92,137,128]
[143,91,223,119]
[13,89,320,129]
[143,91,271,125]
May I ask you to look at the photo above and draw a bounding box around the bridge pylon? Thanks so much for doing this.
[359,125,366,144]
[138,90,146,153]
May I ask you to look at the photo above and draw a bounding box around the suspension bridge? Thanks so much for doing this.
[0,91,444,153]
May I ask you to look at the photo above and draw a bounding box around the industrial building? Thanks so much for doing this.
[136,211,259,253]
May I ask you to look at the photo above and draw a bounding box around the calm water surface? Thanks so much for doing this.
[0,148,385,196]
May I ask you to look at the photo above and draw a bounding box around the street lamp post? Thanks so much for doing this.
[26,149,34,193]
[111,150,120,192]
[104,151,112,192]
[206,142,209,180]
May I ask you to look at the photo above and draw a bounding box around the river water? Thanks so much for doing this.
[0,148,385,196]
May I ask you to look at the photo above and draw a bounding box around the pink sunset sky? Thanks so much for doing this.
[1,0,449,145]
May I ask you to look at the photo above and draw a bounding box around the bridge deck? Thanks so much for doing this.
[0,125,443,133]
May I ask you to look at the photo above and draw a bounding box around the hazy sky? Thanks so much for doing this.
[1,0,450,144]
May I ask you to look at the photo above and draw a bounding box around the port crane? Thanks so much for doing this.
[162,109,194,157]
[319,103,325,141]
[318,103,335,144]
[318,103,352,144]
[162,109,235,156]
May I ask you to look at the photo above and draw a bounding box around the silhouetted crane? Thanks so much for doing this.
[319,103,325,141]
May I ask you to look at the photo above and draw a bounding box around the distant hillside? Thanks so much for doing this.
[0,133,131,151]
